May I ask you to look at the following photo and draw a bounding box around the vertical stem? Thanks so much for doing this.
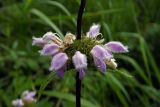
[76,0,87,107]
[77,0,87,40]
[76,73,81,107]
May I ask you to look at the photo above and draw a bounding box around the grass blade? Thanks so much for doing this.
[31,9,64,39]
[43,91,101,107]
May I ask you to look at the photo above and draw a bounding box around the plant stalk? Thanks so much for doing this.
[76,0,87,107]
[76,73,81,107]
[77,0,87,40]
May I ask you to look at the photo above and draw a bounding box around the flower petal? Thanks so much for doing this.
[43,32,63,46]
[93,56,106,72]
[104,41,128,53]
[105,58,117,69]
[22,91,36,103]
[72,51,87,70]
[79,69,86,80]
[50,52,68,74]
[87,24,100,38]
[22,90,36,98]
[12,99,24,107]
[43,32,55,41]
[56,68,65,78]
[91,45,112,60]
[39,43,59,56]
[63,33,76,45]
[32,37,46,46]
[72,51,87,79]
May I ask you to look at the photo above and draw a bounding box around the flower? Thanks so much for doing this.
[72,51,87,79]
[39,43,59,56]
[104,41,128,53]
[49,53,68,78]
[32,37,47,46]
[105,58,117,69]
[63,33,76,45]
[32,24,128,79]
[12,99,24,107]
[91,45,112,60]
[43,32,63,46]
[22,90,36,104]
[87,24,100,38]
[91,45,112,72]
[12,90,36,107]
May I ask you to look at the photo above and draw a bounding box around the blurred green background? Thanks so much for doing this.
[0,0,160,107]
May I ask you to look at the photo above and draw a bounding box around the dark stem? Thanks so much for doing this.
[76,0,86,107]
[76,0,87,40]
[76,73,81,107]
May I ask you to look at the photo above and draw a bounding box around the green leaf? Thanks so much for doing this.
[139,38,152,85]
[38,71,56,100]
[30,9,64,39]
[141,85,160,102]
[102,22,113,40]
[105,72,130,103]
[105,73,129,107]
[44,0,76,25]
[116,69,133,78]
[117,55,149,84]
[43,91,101,107]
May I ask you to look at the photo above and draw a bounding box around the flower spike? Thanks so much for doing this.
[33,24,128,78]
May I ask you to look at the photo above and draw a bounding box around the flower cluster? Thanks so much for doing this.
[12,90,36,107]
[32,24,128,79]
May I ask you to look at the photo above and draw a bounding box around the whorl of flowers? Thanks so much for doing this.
[32,24,128,79]
[12,90,36,107]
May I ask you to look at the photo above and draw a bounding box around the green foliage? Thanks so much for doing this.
[0,0,160,107]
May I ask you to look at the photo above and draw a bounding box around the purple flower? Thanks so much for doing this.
[12,99,24,107]
[104,41,128,53]
[50,53,68,78]
[43,32,56,41]
[91,45,112,60]
[72,51,87,79]
[32,32,63,48]
[32,24,129,79]
[43,32,63,46]
[22,90,36,104]
[91,45,112,72]
[93,56,106,72]
[39,43,59,56]
[87,24,100,38]
[32,37,47,46]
